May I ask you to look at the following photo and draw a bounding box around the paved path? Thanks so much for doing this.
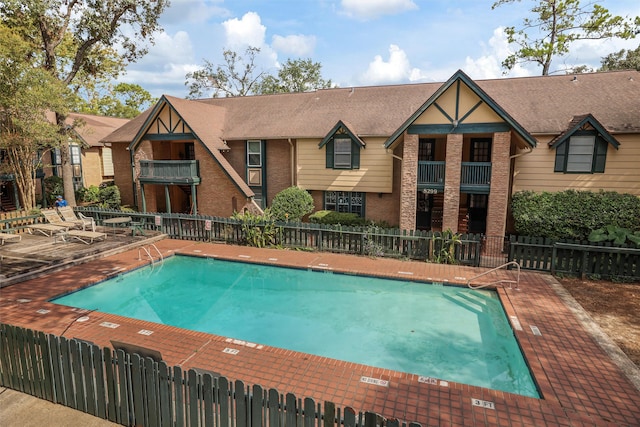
[0,388,119,426]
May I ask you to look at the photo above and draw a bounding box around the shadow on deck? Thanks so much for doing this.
[0,226,167,287]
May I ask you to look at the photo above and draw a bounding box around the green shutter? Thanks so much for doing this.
[554,142,568,172]
[351,141,360,169]
[593,137,607,173]
[326,139,334,168]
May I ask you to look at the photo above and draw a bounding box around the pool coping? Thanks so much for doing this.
[1,239,639,426]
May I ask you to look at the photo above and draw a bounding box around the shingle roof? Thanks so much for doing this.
[68,113,130,147]
[102,70,640,142]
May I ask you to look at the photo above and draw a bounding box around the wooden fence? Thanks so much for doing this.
[0,323,420,427]
[509,236,640,280]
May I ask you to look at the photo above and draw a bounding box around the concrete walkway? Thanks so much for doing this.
[0,388,119,427]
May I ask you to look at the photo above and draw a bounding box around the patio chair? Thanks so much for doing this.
[0,232,21,245]
[41,208,83,230]
[28,223,68,237]
[66,229,107,245]
[58,206,96,231]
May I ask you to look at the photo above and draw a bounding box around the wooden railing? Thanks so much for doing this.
[138,160,200,184]
[460,162,491,189]
[0,324,421,427]
[417,161,445,187]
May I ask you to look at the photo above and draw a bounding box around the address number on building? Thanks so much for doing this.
[422,188,439,194]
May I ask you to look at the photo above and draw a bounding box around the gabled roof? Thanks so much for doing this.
[129,95,253,198]
[68,113,130,147]
[548,114,620,149]
[384,70,537,148]
[318,120,366,148]
[102,70,640,144]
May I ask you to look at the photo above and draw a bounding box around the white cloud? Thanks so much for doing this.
[272,34,316,56]
[161,0,229,25]
[463,27,530,79]
[222,12,267,48]
[359,44,420,85]
[340,0,418,20]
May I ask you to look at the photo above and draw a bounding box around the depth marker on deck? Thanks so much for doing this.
[509,315,523,331]
[530,325,542,336]
[471,398,495,410]
[223,348,240,355]
[138,329,154,336]
[99,322,120,329]
[36,309,50,314]
[360,376,389,387]
[398,271,414,275]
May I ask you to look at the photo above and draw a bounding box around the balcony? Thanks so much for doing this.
[418,161,492,193]
[138,160,200,185]
[461,162,491,193]
[417,161,445,190]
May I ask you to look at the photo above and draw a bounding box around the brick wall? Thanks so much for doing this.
[399,133,418,230]
[486,131,511,238]
[112,142,134,207]
[265,140,293,204]
[443,134,463,232]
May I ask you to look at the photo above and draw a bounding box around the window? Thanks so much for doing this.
[471,138,491,162]
[418,138,435,162]
[247,140,262,167]
[325,137,360,169]
[554,134,607,173]
[324,191,365,217]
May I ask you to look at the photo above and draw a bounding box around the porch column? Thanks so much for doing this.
[399,132,418,231]
[140,184,147,213]
[442,133,463,232]
[486,131,511,239]
[164,185,171,214]
[191,184,197,215]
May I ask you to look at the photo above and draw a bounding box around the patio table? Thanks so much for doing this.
[102,216,132,235]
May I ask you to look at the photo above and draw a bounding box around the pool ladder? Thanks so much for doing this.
[138,243,163,265]
[467,261,521,290]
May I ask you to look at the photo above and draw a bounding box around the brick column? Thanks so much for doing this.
[486,131,511,239]
[443,133,463,232]
[399,133,418,231]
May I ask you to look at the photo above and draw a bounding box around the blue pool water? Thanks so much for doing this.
[52,255,538,397]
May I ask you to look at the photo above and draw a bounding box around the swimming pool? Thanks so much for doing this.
[52,255,539,397]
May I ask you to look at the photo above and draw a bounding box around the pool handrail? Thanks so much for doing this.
[467,261,521,290]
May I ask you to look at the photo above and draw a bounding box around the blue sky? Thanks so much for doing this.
[121,0,640,98]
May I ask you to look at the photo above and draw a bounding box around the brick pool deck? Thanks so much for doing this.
[1,239,639,426]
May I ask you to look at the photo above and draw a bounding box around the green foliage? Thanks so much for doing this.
[511,190,640,240]
[76,185,101,203]
[269,187,315,222]
[44,176,64,205]
[255,58,333,94]
[430,229,462,264]
[492,0,640,75]
[232,209,280,248]
[79,83,156,118]
[98,184,121,209]
[599,44,640,71]
[309,210,369,226]
[588,225,640,247]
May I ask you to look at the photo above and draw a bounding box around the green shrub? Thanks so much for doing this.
[511,190,640,240]
[269,187,314,222]
[44,176,63,205]
[98,185,121,209]
[309,210,369,226]
[76,185,100,203]
[232,209,279,247]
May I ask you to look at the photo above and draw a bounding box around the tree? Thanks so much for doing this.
[1,0,169,206]
[255,58,333,94]
[0,24,72,210]
[492,0,640,75]
[185,47,265,99]
[79,83,157,118]
[599,44,640,71]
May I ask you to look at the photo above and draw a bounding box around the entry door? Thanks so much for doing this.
[468,194,488,234]
[416,191,432,230]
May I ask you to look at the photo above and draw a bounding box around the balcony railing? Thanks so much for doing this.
[418,161,445,188]
[138,160,200,184]
[461,162,491,192]
[418,161,492,192]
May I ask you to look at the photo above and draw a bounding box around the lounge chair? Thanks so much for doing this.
[57,206,96,231]
[0,232,21,245]
[28,223,68,237]
[66,229,107,244]
[41,208,83,229]
[111,340,163,363]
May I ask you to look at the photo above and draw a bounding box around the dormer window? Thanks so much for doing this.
[319,121,365,170]
[554,133,608,173]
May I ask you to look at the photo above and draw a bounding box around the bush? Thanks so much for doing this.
[98,185,121,209]
[269,187,314,222]
[44,176,63,205]
[76,185,100,204]
[511,190,640,240]
[309,210,369,226]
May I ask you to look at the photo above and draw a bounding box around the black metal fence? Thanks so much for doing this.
[0,323,421,427]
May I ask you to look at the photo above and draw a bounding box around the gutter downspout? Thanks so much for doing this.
[128,147,138,209]
[385,147,403,161]
[288,138,295,186]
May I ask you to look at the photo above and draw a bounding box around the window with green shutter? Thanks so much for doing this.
[554,133,608,173]
[325,137,361,170]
